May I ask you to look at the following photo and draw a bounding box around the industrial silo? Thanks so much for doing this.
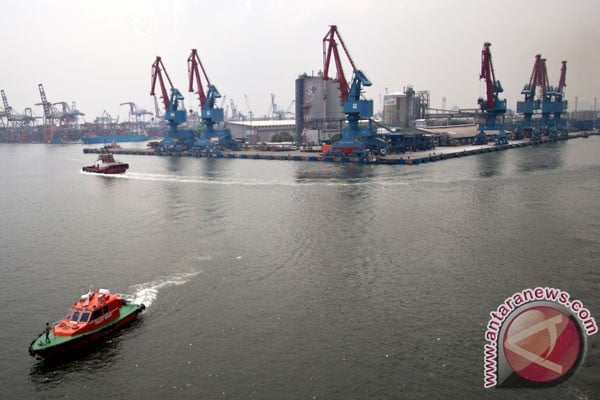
[295,73,345,142]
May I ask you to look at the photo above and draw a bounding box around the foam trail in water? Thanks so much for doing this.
[128,270,201,308]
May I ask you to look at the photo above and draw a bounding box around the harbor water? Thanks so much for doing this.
[1,138,599,399]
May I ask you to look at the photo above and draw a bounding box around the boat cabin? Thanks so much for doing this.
[54,289,124,336]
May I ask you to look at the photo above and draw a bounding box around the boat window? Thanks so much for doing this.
[70,310,81,322]
[91,308,102,320]
[80,312,91,323]
[103,305,109,314]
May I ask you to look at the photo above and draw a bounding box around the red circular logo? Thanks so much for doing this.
[503,305,582,383]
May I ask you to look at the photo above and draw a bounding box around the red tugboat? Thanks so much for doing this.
[82,153,129,174]
[29,289,145,359]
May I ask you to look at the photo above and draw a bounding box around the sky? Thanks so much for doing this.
[1,0,598,123]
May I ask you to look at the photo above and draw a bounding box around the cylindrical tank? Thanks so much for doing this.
[383,90,421,128]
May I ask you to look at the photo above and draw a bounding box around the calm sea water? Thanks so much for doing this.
[1,139,598,399]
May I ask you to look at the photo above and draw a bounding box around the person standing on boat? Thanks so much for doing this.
[44,322,51,343]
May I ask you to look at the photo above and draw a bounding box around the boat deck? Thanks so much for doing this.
[29,303,141,353]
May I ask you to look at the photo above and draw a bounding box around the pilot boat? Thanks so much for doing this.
[29,288,145,359]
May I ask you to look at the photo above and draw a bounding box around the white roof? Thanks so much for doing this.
[226,119,296,128]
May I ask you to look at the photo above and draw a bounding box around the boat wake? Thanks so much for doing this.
[127,270,201,309]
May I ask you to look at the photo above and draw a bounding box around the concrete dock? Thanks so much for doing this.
[83,132,596,165]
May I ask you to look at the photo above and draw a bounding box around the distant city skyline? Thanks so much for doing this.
[1,0,598,123]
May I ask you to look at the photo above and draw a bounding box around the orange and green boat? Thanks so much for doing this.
[29,289,145,359]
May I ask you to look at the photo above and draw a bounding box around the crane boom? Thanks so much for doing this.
[187,49,210,107]
[1,90,12,118]
[150,56,175,113]
[323,25,356,102]
[557,61,567,92]
[37,84,54,119]
[480,42,499,109]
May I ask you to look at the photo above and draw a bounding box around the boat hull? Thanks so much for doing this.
[29,303,144,359]
[81,135,149,144]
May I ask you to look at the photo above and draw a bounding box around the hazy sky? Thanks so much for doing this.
[1,0,598,122]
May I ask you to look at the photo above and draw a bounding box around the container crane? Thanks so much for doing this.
[1,90,14,125]
[121,102,152,134]
[244,95,254,120]
[150,56,194,148]
[187,49,238,150]
[53,101,84,127]
[230,98,247,120]
[322,25,386,157]
[36,84,55,124]
[120,102,151,122]
[35,84,57,143]
[475,42,507,145]
[1,89,35,127]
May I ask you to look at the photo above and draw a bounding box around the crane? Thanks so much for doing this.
[546,60,568,137]
[150,56,194,148]
[515,54,548,140]
[268,95,294,120]
[187,48,238,150]
[35,84,58,143]
[475,42,507,145]
[120,102,151,121]
[322,25,386,158]
[36,84,55,124]
[1,89,35,127]
[1,90,14,125]
[244,94,254,120]
[53,101,84,126]
[121,102,152,134]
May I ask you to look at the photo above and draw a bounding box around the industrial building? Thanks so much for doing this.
[382,86,429,129]
[295,72,345,143]
[225,119,296,143]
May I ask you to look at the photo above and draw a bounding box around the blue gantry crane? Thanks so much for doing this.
[475,42,508,145]
[150,56,195,149]
[323,25,386,157]
[187,49,238,150]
